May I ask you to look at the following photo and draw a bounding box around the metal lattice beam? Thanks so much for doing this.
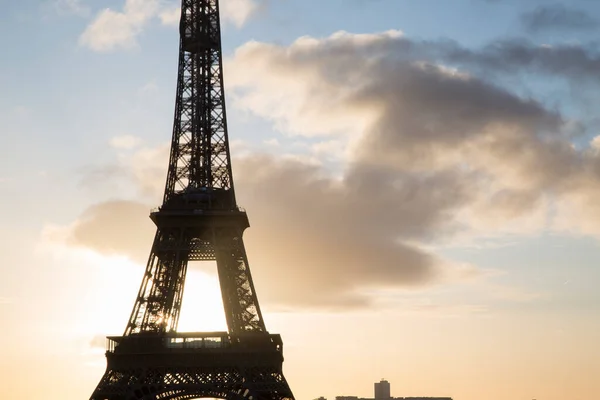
[164,0,234,202]
[123,0,265,336]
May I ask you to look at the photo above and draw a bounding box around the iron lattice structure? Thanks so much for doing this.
[89,1,294,399]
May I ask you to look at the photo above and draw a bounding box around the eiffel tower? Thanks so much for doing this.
[89,1,295,399]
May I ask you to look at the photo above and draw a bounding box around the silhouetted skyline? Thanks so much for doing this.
[329,379,452,400]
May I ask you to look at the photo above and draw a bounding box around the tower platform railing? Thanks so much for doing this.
[105,332,283,354]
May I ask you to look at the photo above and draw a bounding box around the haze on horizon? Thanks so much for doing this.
[1,0,599,399]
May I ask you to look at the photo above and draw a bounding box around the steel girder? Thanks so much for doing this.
[124,225,265,335]
[122,0,265,339]
[90,365,293,400]
[163,0,234,204]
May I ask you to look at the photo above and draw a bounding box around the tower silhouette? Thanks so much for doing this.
[89,1,294,399]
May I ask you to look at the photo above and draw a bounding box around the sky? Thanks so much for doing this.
[1,0,600,399]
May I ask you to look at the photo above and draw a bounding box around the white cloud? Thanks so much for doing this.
[109,135,143,150]
[225,31,600,241]
[221,0,259,28]
[79,9,136,51]
[590,135,600,151]
[80,0,259,52]
[159,6,181,27]
[263,138,280,146]
[79,0,160,51]
[225,31,403,137]
[159,0,259,28]
[49,0,90,16]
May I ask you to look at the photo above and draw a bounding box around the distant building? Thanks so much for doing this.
[375,380,391,400]
[392,396,452,399]
[334,379,452,400]
[388,396,452,400]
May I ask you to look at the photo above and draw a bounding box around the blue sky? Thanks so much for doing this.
[2,1,600,400]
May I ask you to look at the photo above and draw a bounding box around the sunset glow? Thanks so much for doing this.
[2,1,600,399]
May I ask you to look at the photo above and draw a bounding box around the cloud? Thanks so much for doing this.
[235,156,484,307]
[59,200,156,263]
[226,31,600,238]
[80,0,260,51]
[226,31,405,137]
[221,0,259,28]
[57,30,600,309]
[159,0,259,28]
[158,6,181,27]
[231,30,600,88]
[50,0,90,16]
[224,32,600,156]
[77,141,169,197]
[79,0,160,51]
[109,134,143,150]
[445,39,600,84]
[521,4,599,33]
[59,153,482,309]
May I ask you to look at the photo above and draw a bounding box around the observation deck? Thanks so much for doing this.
[104,332,284,369]
[150,208,249,230]
[150,188,250,230]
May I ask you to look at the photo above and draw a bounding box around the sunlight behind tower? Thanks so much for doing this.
[177,266,228,332]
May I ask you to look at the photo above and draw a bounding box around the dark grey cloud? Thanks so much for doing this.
[446,39,600,81]
[67,200,155,262]
[228,31,597,226]
[288,31,600,83]
[356,61,560,151]
[67,156,476,309]
[521,4,599,33]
